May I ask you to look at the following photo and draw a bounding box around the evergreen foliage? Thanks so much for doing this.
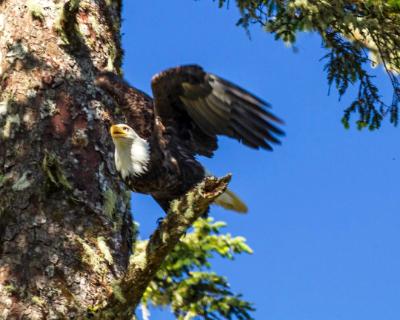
[141,218,255,320]
[216,0,400,129]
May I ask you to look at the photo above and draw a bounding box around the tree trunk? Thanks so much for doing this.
[0,1,133,318]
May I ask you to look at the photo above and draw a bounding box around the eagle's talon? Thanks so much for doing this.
[156,217,164,227]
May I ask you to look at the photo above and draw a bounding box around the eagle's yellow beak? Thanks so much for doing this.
[110,124,128,138]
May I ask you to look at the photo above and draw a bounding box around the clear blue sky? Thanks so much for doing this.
[122,1,400,319]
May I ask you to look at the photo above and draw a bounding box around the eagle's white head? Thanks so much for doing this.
[110,124,150,179]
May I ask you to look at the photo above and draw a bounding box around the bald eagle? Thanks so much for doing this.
[96,65,283,213]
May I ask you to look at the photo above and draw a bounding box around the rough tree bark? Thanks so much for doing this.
[0,0,131,318]
[0,1,231,319]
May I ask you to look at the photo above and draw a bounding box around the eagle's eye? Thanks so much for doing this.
[123,127,129,131]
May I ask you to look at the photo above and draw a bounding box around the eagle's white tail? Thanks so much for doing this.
[214,187,248,214]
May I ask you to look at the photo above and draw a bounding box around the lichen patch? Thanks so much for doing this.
[71,128,89,147]
[40,99,57,119]
[97,237,114,265]
[2,114,20,139]
[0,100,8,116]
[12,171,32,191]
[0,14,5,31]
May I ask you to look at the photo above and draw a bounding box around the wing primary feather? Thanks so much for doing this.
[190,99,224,135]
[226,87,284,125]
[231,117,273,150]
[194,98,227,130]
[208,78,283,146]
[204,95,230,120]
[181,97,218,136]
[206,82,284,143]
[232,107,282,145]
[209,74,268,107]
[233,101,285,138]
[226,91,285,136]
[151,65,284,157]
[231,114,274,149]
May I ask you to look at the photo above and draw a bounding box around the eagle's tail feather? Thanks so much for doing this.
[214,188,248,214]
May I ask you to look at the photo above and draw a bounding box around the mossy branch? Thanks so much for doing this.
[96,175,231,319]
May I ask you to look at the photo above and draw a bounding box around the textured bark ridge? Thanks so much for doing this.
[0,0,132,318]
[0,1,232,319]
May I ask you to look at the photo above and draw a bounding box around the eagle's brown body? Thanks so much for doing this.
[96,65,283,211]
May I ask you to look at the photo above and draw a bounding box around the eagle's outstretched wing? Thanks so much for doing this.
[151,65,284,157]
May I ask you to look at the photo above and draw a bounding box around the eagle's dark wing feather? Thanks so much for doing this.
[151,65,284,157]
